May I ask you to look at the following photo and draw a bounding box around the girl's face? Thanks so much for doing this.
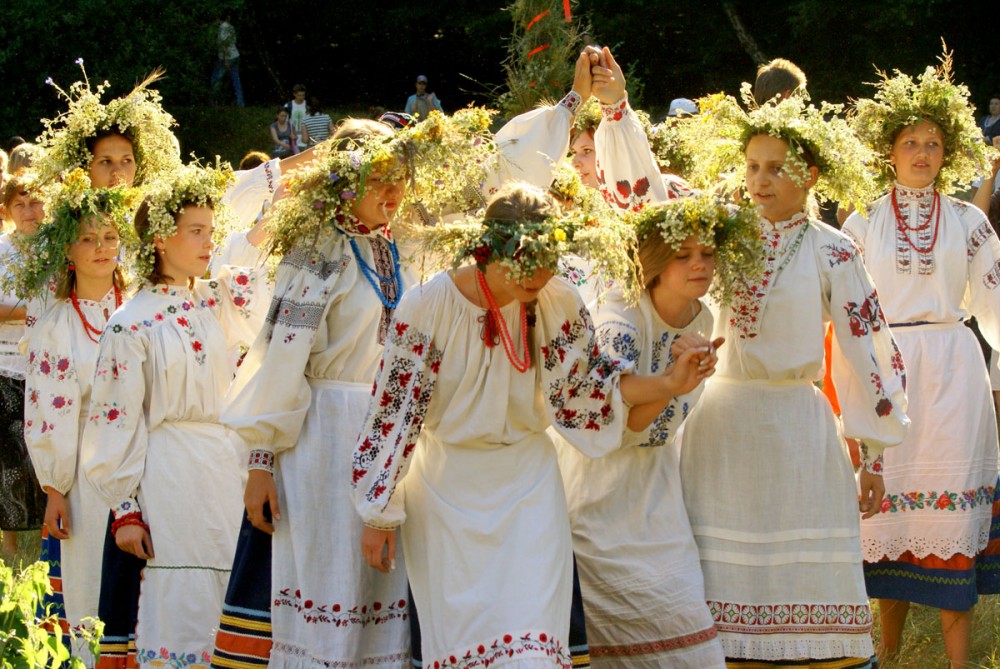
[154,205,215,284]
[88,133,137,188]
[570,130,598,189]
[352,172,405,229]
[989,98,1000,116]
[656,236,715,302]
[6,191,45,235]
[67,218,120,285]
[485,262,554,305]
[277,110,289,124]
[745,134,817,223]
[890,120,944,189]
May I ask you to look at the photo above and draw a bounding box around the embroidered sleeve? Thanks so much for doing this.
[81,323,151,511]
[352,312,442,529]
[964,205,1000,349]
[538,281,628,458]
[223,158,280,228]
[480,101,574,196]
[827,238,909,457]
[594,95,672,212]
[198,261,272,350]
[222,237,354,456]
[23,316,83,495]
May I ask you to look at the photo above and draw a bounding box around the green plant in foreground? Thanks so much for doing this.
[0,560,102,669]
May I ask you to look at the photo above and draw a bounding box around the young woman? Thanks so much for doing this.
[81,164,267,668]
[353,181,715,669]
[219,121,414,669]
[847,56,1000,669]
[590,48,910,667]
[12,170,132,663]
[555,195,759,668]
[270,109,296,159]
[0,171,48,560]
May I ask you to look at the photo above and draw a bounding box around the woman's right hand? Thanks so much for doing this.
[116,524,154,559]
[245,469,281,534]
[43,488,70,540]
[361,525,397,573]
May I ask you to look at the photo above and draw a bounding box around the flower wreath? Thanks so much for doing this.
[679,84,879,211]
[850,46,995,194]
[35,61,181,187]
[136,163,236,279]
[3,168,136,300]
[629,192,763,305]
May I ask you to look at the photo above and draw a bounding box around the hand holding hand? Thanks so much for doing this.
[361,526,397,573]
[591,47,626,105]
[245,469,281,534]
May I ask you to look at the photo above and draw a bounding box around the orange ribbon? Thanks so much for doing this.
[525,9,549,31]
[527,44,551,61]
[563,0,572,21]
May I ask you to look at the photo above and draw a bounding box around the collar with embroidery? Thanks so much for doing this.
[894,182,936,203]
[760,211,808,233]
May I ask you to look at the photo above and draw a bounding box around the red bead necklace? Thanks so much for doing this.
[892,187,941,255]
[476,269,530,373]
[71,286,122,344]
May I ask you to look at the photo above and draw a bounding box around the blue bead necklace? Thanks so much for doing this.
[350,237,402,309]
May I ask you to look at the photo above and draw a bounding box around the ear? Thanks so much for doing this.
[803,165,819,191]
[152,236,166,253]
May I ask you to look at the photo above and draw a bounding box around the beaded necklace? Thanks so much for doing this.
[349,237,402,309]
[71,285,123,344]
[892,188,941,255]
[476,269,530,373]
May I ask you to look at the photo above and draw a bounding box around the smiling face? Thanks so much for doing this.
[744,134,817,223]
[154,205,215,284]
[6,190,45,235]
[889,120,944,189]
[352,172,405,229]
[656,236,715,302]
[88,133,137,188]
[67,217,120,285]
[484,262,554,306]
[570,130,598,189]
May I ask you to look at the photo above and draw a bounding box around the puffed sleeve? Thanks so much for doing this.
[963,206,1000,349]
[223,158,280,227]
[594,95,672,212]
[221,235,352,457]
[352,290,443,529]
[23,308,82,495]
[481,92,578,194]
[197,262,271,351]
[825,232,910,462]
[81,319,149,518]
[536,278,629,457]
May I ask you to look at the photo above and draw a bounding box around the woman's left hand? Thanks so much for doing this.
[858,470,885,520]
[361,525,397,573]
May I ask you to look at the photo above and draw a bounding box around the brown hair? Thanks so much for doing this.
[753,58,807,106]
[1,170,37,208]
[133,198,212,287]
[238,150,270,171]
[7,143,39,174]
[330,118,394,147]
[637,223,678,290]
[483,181,558,223]
[55,215,127,300]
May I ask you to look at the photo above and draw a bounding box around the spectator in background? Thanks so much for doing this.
[284,84,308,147]
[667,97,698,117]
[6,143,40,174]
[405,75,443,119]
[210,16,245,108]
[752,58,807,105]
[269,108,295,159]
[298,98,334,149]
[3,137,26,156]
[981,95,1000,145]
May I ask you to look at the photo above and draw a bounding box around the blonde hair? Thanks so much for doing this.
[331,118,394,147]
[484,181,558,223]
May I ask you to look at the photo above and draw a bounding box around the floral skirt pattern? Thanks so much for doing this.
[0,374,45,531]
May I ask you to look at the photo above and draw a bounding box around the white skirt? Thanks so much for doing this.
[135,421,244,668]
[401,429,574,669]
[270,379,411,669]
[680,377,873,662]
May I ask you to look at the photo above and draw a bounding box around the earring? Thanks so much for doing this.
[68,261,75,271]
